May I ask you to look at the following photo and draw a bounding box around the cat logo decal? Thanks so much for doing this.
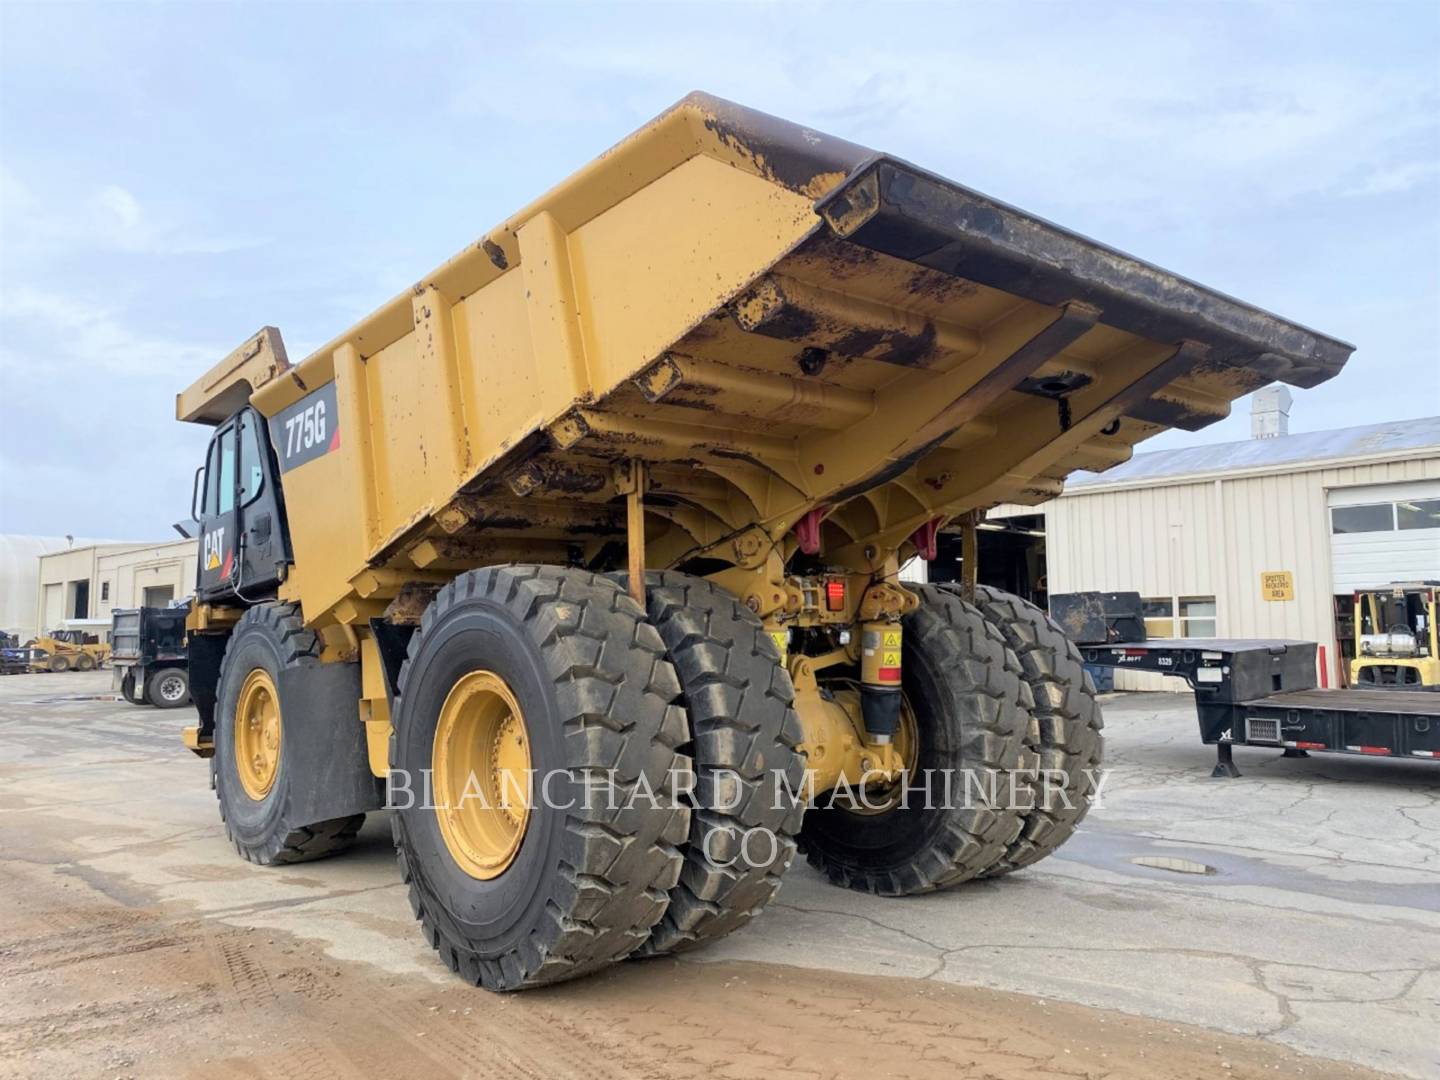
[204,527,227,576]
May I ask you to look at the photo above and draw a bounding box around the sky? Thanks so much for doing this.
[1,0,1437,540]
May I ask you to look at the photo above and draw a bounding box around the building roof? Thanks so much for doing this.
[1067,416,1440,491]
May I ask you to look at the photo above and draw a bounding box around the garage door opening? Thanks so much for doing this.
[926,514,1047,606]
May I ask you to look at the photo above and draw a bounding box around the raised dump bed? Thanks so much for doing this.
[178,93,1352,630]
[174,94,1356,991]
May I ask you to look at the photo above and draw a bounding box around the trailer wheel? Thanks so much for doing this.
[616,571,806,957]
[801,586,1032,894]
[957,585,1104,875]
[120,671,146,705]
[49,654,71,673]
[75,653,96,672]
[146,667,191,709]
[214,603,365,864]
[390,565,691,990]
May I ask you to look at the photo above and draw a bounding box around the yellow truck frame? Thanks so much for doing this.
[175,93,1354,990]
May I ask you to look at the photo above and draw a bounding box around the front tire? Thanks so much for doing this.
[213,604,365,864]
[391,565,692,991]
[801,586,1033,895]
[49,654,72,673]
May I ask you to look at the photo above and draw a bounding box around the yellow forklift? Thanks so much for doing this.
[1351,582,1439,689]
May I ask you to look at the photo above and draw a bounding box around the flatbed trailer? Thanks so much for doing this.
[1053,594,1440,776]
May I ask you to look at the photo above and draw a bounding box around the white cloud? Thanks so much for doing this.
[0,167,266,259]
[1344,161,1440,197]
[511,18,1438,217]
[0,288,218,537]
[0,286,218,378]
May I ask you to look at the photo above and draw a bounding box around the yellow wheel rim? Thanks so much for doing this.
[234,669,282,801]
[432,670,532,880]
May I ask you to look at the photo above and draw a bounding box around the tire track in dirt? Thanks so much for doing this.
[206,936,360,1080]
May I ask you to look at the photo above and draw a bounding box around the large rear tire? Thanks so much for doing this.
[391,565,692,991]
[49,654,72,674]
[958,585,1104,875]
[619,571,806,956]
[800,586,1033,894]
[214,603,365,864]
[75,652,96,672]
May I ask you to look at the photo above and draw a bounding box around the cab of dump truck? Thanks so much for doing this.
[189,402,293,604]
[170,91,1355,994]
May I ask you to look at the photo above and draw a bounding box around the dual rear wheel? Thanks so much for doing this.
[389,566,696,990]
[209,569,1100,991]
[799,584,1103,893]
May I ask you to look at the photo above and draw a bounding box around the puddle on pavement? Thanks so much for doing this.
[1130,855,1215,875]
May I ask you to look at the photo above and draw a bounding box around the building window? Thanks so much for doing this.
[1179,596,1217,638]
[1142,598,1175,638]
[100,581,110,602]
[1330,503,1394,534]
[1396,498,1440,531]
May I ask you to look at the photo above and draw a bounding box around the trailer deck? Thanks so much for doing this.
[1068,614,1440,775]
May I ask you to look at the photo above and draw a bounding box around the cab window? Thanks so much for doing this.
[238,412,265,507]
[206,424,236,516]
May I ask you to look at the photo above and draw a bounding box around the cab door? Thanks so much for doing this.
[195,408,290,603]
[195,419,238,601]
[234,407,290,592]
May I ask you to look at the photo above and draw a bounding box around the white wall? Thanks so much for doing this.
[0,535,85,640]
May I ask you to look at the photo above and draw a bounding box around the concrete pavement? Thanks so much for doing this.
[1,672,1434,1077]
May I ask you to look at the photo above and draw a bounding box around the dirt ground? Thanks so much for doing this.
[0,672,1416,1079]
[0,853,1387,1080]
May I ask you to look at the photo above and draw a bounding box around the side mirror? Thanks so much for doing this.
[190,465,205,523]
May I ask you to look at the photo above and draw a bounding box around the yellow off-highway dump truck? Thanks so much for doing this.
[175,94,1353,990]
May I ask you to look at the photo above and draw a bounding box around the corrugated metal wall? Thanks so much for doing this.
[1043,452,1440,689]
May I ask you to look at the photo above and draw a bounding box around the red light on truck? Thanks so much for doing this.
[825,579,846,611]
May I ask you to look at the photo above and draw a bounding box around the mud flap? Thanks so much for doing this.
[278,660,384,823]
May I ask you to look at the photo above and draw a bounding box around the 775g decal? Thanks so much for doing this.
[268,382,340,474]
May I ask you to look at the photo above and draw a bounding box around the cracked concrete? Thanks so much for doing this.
[1,674,1435,1077]
[703,692,1440,1077]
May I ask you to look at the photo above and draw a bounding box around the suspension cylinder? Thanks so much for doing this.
[859,620,902,742]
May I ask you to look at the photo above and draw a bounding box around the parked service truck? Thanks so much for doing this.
[111,605,192,708]
[173,93,1354,991]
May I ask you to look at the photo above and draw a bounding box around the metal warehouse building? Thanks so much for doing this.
[995,402,1440,690]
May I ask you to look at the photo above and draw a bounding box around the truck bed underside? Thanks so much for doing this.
[393,158,1348,577]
